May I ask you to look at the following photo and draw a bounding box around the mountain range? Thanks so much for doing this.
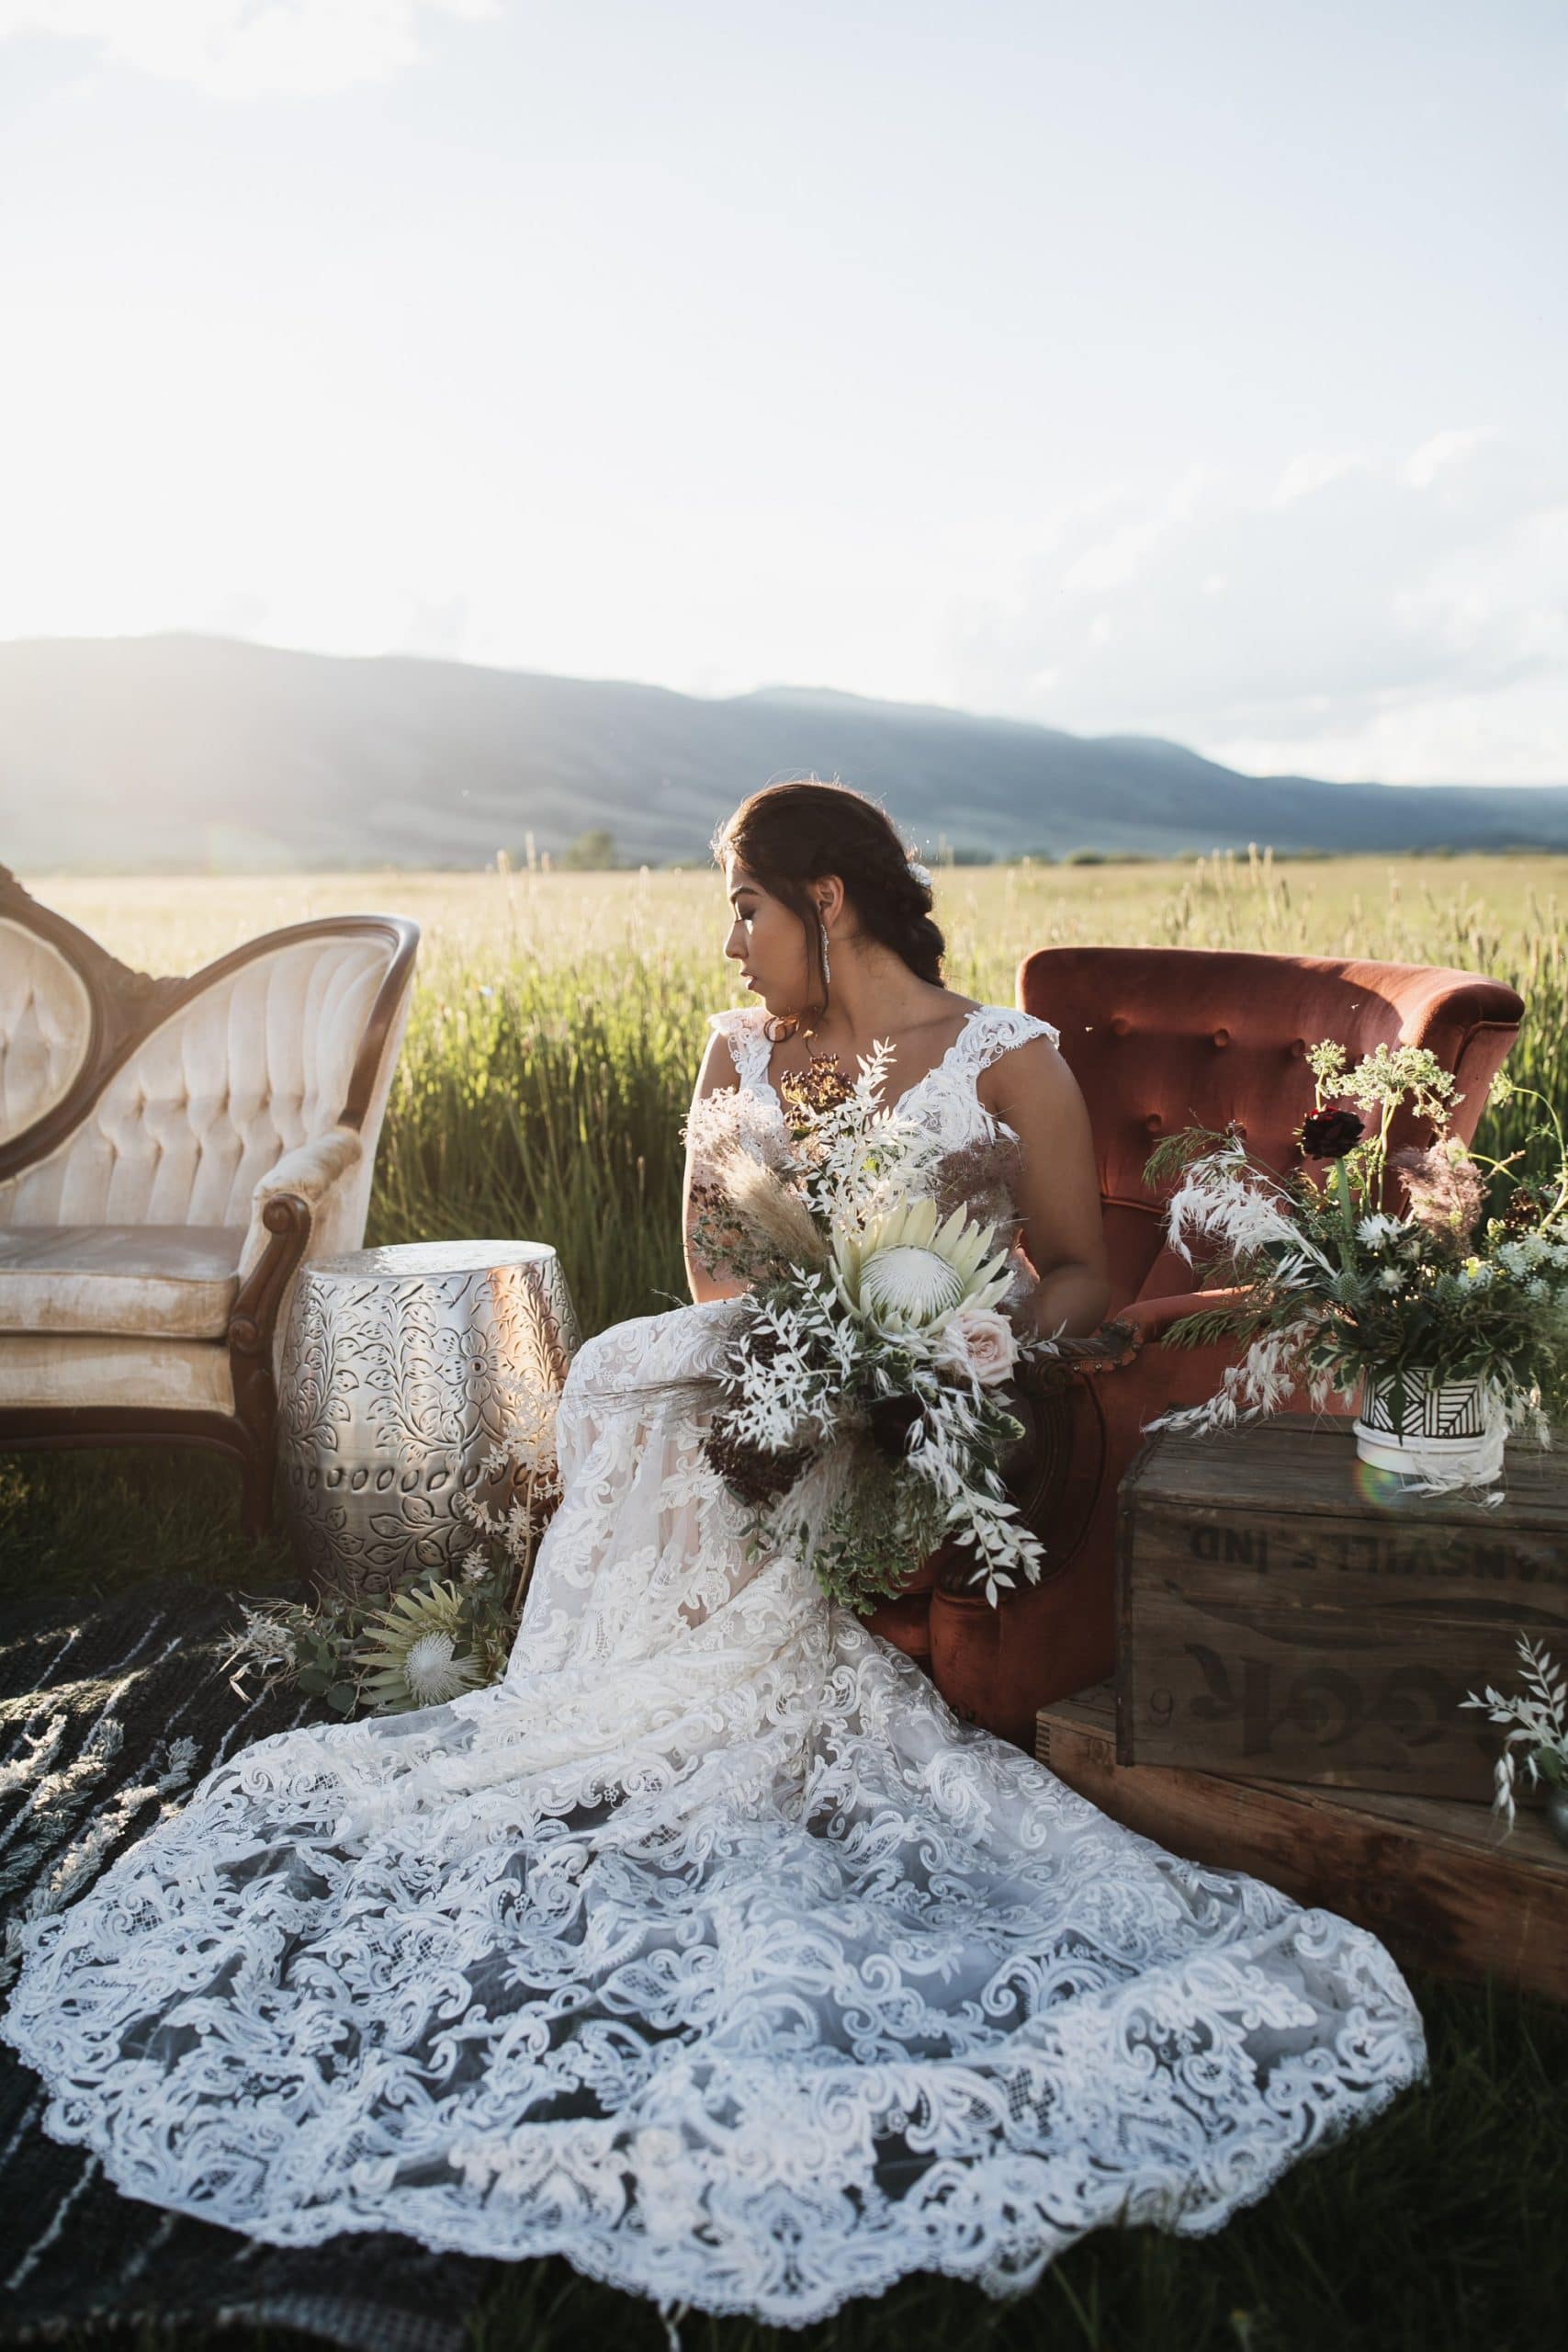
[3,633,1567,872]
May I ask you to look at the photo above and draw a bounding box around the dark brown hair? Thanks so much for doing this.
[711,778,944,1037]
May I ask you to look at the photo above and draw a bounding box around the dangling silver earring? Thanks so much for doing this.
[819,918,831,991]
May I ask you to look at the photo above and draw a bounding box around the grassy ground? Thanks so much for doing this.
[6,854,1567,2347]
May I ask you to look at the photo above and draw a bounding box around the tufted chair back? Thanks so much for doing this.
[1019,945,1527,1309]
[0,935,403,1236]
[0,917,96,1144]
[0,875,420,1301]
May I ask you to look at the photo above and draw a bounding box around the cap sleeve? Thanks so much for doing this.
[978,1006,1061,1057]
[705,1005,770,1088]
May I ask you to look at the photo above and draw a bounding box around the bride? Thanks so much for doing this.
[4,780,1427,2327]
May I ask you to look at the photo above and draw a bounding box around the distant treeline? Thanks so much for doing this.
[503,831,1558,875]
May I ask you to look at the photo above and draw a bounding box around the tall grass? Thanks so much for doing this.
[367,947,714,1332]
[20,853,1568,1332]
[328,853,1568,1333]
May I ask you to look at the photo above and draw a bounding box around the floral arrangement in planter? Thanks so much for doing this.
[1461,1634,1568,1846]
[227,1384,561,1718]
[1140,1041,1568,1489]
[665,1036,1065,1609]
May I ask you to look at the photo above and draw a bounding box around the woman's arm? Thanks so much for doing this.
[682,1030,750,1305]
[984,1034,1113,1340]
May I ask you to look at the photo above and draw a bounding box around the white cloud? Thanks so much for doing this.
[0,1,497,99]
[1058,464,1207,596]
[1404,426,1498,490]
[1268,448,1371,507]
[941,429,1568,783]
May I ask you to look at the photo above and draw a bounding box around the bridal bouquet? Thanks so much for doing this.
[672,1037,1062,1609]
[1142,1039,1568,1473]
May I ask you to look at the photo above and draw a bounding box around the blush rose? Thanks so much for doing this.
[935,1306,1017,1386]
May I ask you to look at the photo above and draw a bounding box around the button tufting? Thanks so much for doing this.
[1289,1037,1306,1058]
[1211,1027,1230,1048]
[1144,1112,1162,1133]
[1108,1014,1131,1037]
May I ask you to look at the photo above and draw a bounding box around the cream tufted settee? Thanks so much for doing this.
[0,867,419,1536]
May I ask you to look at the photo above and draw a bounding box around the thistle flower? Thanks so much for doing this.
[1393,1137,1485,1248]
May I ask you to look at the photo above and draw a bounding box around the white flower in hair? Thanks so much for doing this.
[908,856,932,889]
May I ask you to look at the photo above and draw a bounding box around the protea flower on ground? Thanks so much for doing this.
[357,1580,485,1713]
[831,1197,1012,1340]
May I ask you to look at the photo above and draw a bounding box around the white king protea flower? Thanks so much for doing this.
[831,1196,1012,1339]
[357,1580,484,1714]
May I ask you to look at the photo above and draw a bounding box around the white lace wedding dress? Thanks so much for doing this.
[3,1004,1428,2325]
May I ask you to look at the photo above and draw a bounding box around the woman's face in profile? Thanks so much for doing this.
[722,854,813,1012]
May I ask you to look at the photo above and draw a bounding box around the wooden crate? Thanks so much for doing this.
[1115,1417,1568,1799]
[1037,1682,1568,2004]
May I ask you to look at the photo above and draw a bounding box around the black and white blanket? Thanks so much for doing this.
[0,1579,491,2350]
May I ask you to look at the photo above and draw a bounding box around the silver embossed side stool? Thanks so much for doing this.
[278,1240,581,1601]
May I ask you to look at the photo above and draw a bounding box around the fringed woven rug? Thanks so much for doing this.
[0,1579,493,2351]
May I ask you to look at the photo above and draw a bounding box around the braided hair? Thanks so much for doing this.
[710,778,944,1037]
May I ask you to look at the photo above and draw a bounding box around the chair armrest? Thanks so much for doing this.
[237,1125,364,1282]
[1010,1318,1145,1404]
[1119,1284,1252,1341]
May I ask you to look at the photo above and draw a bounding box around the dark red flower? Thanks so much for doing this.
[1300,1106,1365,1160]
[865,1390,926,1463]
[702,1415,809,1506]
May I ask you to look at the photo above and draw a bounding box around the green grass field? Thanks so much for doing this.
[30,850,1568,1341]
[6,853,1567,2350]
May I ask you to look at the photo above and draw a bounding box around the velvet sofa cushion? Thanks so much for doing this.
[0,1330,235,1413]
[0,1224,246,1340]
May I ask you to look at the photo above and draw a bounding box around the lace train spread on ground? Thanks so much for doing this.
[3,1007,1428,2325]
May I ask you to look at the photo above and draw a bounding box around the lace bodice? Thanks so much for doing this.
[707,1001,1062,1152]
[707,1001,1060,1309]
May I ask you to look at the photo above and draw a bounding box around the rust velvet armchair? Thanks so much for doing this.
[895,945,1525,1750]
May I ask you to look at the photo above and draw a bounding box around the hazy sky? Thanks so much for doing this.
[1,1,1563,782]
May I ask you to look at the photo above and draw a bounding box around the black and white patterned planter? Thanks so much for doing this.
[1352,1365,1505,1487]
